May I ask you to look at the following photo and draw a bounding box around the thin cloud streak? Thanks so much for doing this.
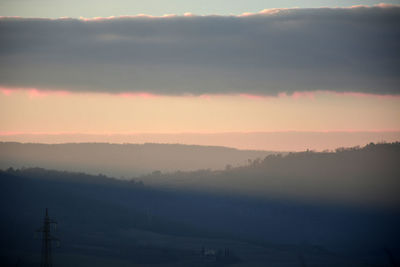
[0,5,399,96]
[2,87,400,100]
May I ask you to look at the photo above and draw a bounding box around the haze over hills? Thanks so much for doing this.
[140,142,400,208]
[1,143,399,266]
[1,142,399,266]
[1,142,398,208]
[0,142,276,177]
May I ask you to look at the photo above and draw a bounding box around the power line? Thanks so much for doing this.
[36,208,60,267]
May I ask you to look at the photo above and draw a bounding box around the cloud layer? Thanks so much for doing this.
[1,5,399,95]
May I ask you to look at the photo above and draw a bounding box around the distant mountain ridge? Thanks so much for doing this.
[1,131,400,151]
[2,142,398,208]
[0,142,276,177]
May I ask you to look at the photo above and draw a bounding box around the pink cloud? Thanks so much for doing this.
[198,93,270,100]
[3,3,396,23]
[199,94,211,100]
[1,86,399,101]
[71,4,400,22]
[375,3,400,8]
[28,89,48,98]
[0,86,71,98]
[1,88,13,96]
[350,3,400,9]
[278,92,288,98]
[79,14,178,22]
[291,91,315,100]
[117,92,158,99]
[238,93,267,100]
[28,89,70,98]
[328,91,400,99]
[241,8,292,17]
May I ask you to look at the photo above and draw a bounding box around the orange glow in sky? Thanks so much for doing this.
[1,88,399,134]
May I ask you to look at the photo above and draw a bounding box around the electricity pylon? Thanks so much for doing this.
[36,208,59,267]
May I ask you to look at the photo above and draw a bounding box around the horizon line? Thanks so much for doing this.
[1,130,400,136]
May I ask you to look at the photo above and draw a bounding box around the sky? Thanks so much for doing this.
[1,2,399,150]
[1,0,400,17]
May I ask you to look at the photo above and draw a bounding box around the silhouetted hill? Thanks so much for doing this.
[1,158,399,266]
[142,142,400,208]
[0,142,276,177]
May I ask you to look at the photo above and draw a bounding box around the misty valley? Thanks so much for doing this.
[1,142,399,266]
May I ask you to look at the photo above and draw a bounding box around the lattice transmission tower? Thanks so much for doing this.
[36,208,60,267]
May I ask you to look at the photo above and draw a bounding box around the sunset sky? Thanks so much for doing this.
[1,1,399,150]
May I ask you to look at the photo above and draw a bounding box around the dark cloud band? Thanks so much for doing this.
[1,5,399,95]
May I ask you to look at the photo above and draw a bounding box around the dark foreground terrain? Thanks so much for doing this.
[1,143,399,266]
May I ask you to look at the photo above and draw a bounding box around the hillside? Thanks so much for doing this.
[141,142,400,208]
[1,167,399,266]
